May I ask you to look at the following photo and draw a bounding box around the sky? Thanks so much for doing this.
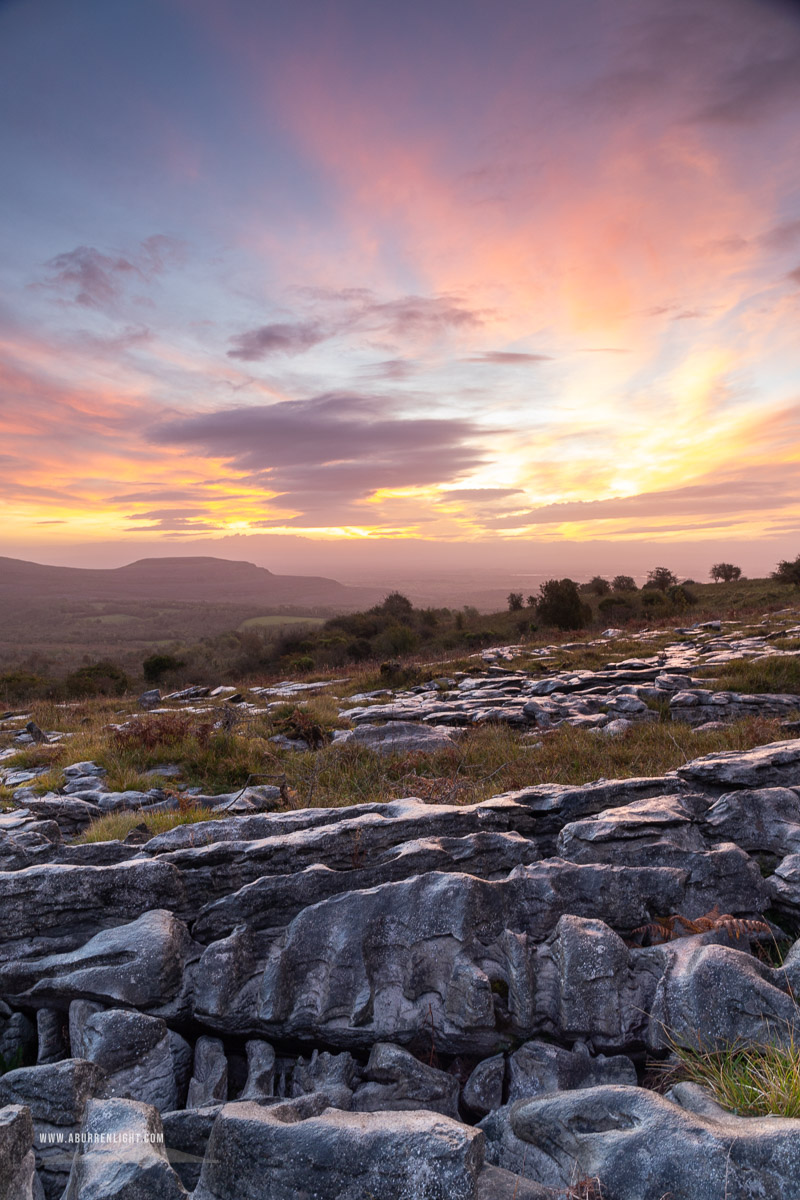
[1,0,799,579]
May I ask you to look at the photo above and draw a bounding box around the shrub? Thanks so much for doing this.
[290,655,315,672]
[598,595,633,616]
[641,590,666,608]
[580,576,611,595]
[612,574,637,592]
[0,671,46,704]
[507,592,524,611]
[536,579,590,631]
[64,661,128,698]
[112,713,193,751]
[667,584,696,609]
[773,555,800,586]
[142,653,186,683]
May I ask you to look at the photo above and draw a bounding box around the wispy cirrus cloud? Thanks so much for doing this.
[37,235,185,310]
[227,291,483,361]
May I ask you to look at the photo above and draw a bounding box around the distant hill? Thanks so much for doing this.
[0,555,382,609]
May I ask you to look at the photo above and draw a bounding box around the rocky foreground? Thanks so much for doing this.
[2,627,800,1198]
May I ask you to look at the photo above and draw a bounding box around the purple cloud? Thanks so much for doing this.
[40,235,185,309]
[148,393,493,520]
[227,321,327,360]
[464,351,551,364]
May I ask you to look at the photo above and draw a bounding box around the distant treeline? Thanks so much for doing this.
[1,566,797,705]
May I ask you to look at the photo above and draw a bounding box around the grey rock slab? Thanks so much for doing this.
[512,1084,800,1199]
[475,1163,552,1199]
[161,1106,220,1191]
[192,1100,484,1200]
[9,798,103,836]
[191,830,542,944]
[678,738,800,790]
[347,721,458,754]
[250,863,744,1053]
[62,1098,187,1200]
[290,1048,359,1110]
[36,1009,68,1065]
[160,797,540,912]
[0,910,195,1009]
[353,1042,460,1119]
[0,1060,108,1127]
[0,859,184,948]
[492,774,685,834]
[480,1104,563,1191]
[702,786,800,856]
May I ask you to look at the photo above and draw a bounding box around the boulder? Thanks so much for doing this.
[192,1101,484,1200]
[463,1054,505,1117]
[511,1084,800,1199]
[186,1037,228,1108]
[0,1060,108,1199]
[0,861,185,950]
[291,1048,360,1109]
[702,787,800,857]
[238,1039,275,1100]
[62,1098,187,1199]
[353,1043,460,1119]
[69,1006,188,1112]
[0,1104,41,1200]
[507,1039,636,1102]
[0,910,195,1009]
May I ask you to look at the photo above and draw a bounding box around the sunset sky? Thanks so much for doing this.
[1,0,799,578]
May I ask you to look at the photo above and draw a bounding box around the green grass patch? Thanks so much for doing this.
[700,655,800,696]
[239,616,326,631]
[668,1037,800,1118]
[76,805,219,844]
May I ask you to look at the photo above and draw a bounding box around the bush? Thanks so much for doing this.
[773,555,800,586]
[64,661,128,698]
[0,671,47,704]
[641,591,666,608]
[598,595,633,616]
[612,575,637,592]
[507,592,524,611]
[580,576,611,595]
[668,584,696,609]
[536,579,590,631]
[142,653,186,683]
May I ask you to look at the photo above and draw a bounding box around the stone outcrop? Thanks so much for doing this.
[2,621,800,1200]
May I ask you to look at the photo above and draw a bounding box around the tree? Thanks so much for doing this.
[374,592,414,619]
[612,575,637,592]
[772,555,800,586]
[645,566,678,591]
[580,576,611,595]
[507,592,524,611]
[710,562,742,583]
[536,578,590,631]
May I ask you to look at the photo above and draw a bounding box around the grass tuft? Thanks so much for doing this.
[76,805,219,844]
[667,1036,800,1118]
